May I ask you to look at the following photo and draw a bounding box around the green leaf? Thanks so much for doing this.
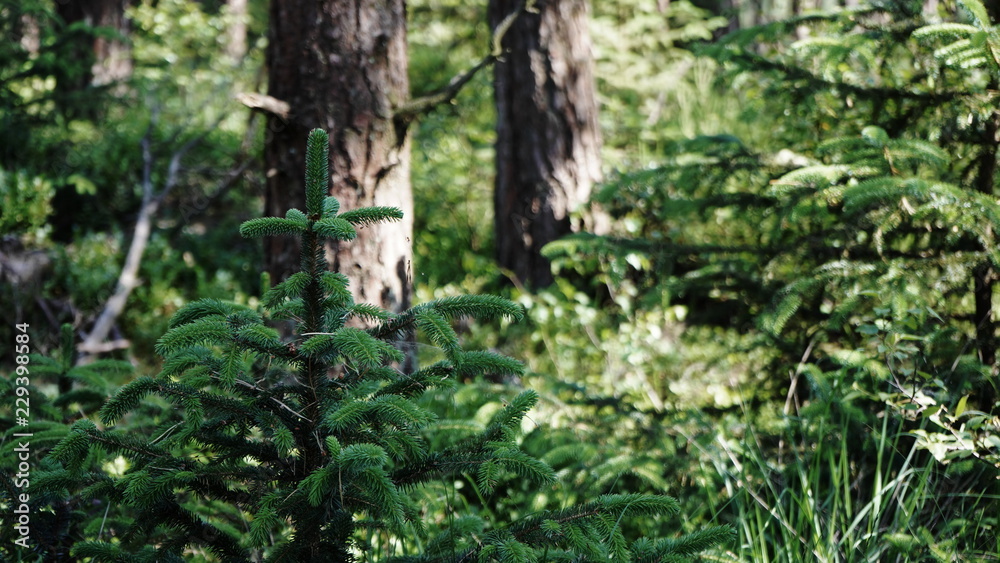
[955,395,970,417]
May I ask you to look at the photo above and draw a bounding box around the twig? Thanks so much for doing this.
[235,92,290,120]
[79,112,227,363]
[393,57,493,122]
[76,339,131,354]
[392,0,535,122]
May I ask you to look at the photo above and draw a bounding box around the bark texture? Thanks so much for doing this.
[55,0,132,86]
[488,0,602,287]
[265,0,413,315]
[225,0,248,61]
[973,109,999,407]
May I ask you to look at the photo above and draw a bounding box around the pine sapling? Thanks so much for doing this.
[49,129,731,562]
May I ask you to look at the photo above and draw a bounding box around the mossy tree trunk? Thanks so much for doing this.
[265,0,413,316]
[488,0,602,288]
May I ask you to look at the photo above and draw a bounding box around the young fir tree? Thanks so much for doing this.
[42,129,731,561]
[1,325,134,560]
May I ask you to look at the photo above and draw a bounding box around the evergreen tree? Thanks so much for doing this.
[550,0,1000,410]
[1,325,134,560]
[264,0,413,318]
[42,129,731,561]
[544,0,1000,556]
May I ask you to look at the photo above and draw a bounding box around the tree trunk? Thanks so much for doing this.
[265,0,413,315]
[55,0,132,86]
[225,0,248,61]
[488,0,603,288]
[973,109,1000,407]
[265,4,411,555]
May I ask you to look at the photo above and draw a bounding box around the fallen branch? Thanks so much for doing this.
[77,338,131,354]
[235,92,290,120]
[79,111,227,364]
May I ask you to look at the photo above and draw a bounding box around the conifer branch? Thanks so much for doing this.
[721,49,990,102]
[45,129,726,560]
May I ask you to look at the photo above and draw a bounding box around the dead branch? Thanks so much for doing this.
[392,0,534,122]
[235,92,290,120]
[78,112,228,364]
[77,338,131,354]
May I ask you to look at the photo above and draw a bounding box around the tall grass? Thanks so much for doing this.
[700,378,1000,562]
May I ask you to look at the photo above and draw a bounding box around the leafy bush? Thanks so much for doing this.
[538,1,1000,559]
[0,168,54,241]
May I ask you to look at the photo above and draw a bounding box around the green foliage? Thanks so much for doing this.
[408,0,499,291]
[44,130,728,561]
[0,167,54,240]
[591,1,732,156]
[552,1,1000,401]
[530,2,1000,561]
[0,0,266,363]
[0,325,135,561]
